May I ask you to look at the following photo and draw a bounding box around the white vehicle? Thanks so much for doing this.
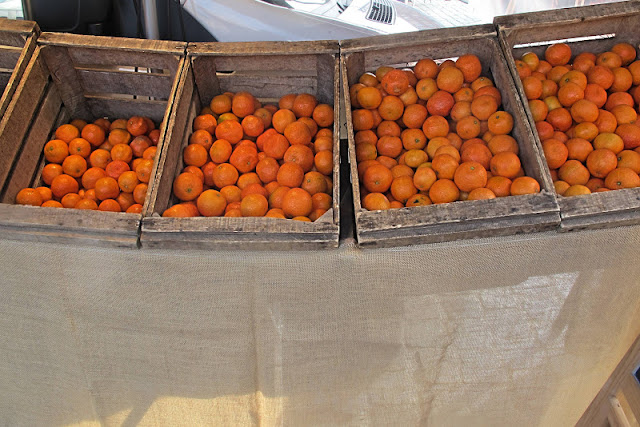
[182,0,442,42]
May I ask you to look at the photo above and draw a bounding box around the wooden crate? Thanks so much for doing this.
[140,41,340,250]
[0,19,39,120]
[496,1,640,231]
[0,33,186,248]
[342,25,560,248]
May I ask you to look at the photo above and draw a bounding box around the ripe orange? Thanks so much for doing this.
[454,161,487,192]
[605,167,640,189]
[510,176,540,195]
[429,179,460,204]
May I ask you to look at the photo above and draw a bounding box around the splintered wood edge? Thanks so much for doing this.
[38,32,186,54]
[187,40,339,56]
[493,1,640,29]
[340,24,496,53]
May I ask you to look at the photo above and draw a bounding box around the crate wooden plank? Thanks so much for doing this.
[495,1,640,231]
[85,96,168,123]
[141,42,341,249]
[0,49,48,188]
[0,34,185,248]
[1,83,62,202]
[0,47,21,69]
[77,68,174,99]
[342,26,560,247]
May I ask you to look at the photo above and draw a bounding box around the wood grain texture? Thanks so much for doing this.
[496,2,640,231]
[143,42,340,249]
[576,332,640,427]
[1,84,61,202]
[85,96,167,123]
[0,29,38,122]
[342,28,560,247]
[77,68,174,99]
[0,49,48,188]
[188,40,338,56]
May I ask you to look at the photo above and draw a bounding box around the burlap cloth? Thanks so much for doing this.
[1,226,639,426]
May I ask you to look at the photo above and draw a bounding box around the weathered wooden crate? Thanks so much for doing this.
[140,41,340,250]
[0,19,39,122]
[342,25,560,248]
[496,1,640,231]
[0,33,186,248]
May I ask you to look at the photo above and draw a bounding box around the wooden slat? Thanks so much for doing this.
[0,33,37,120]
[0,203,140,248]
[188,40,338,56]
[212,54,319,72]
[0,48,20,69]
[0,49,48,188]
[40,45,91,120]
[577,332,640,427]
[77,68,173,99]
[2,84,62,203]
[39,32,185,55]
[0,18,38,40]
[191,56,219,109]
[145,58,195,216]
[217,74,316,99]
[85,96,167,124]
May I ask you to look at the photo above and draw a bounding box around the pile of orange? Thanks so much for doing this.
[15,116,158,212]
[517,42,640,196]
[351,55,540,210]
[162,91,334,221]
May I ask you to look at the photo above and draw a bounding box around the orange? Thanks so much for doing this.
[220,185,242,203]
[558,160,590,185]
[566,138,594,162]
[611,104,638,125]
[401,128,427,150]
[126,204,143,214]
[41,200,63,208]
[489,152,521,179]
[426,91,454,116]
[436,67,464,93]
[378,96,404,121]
[416,78,438,100]
[105,160,130,180]
[455,54,482,82]
[461,143,492,170]
[563,185,591,197]
[357,86,383,110]
[276,162,304,188]
[89,149,111,169]
[193,114,217,135]
[228,145,258,174]
[546,108,572,132]
[60,193,82,208]
[413,166,437,191]
[616,124,640,149]
[61,154,87,178]
[312,104,334,128]
[315,150,333,176]
[471,95,499,121]
[414,58,439,80]
[255,157,279,184]
[376,136,403,158]
[605,167,640,189]
[284,144,314,172]
[390,164,414,179]
[135,159,154,183]
[596,51,623,68]
[281,188,313,218]
[510,176,540,195]
[454,161,487,192]
[610,67,633,92]
[51,174,79,199]
[390,175,417,203]
[429,179,460,204]
[583,83,607,108]
[55,124,80,143]
[595,110,618,133]
[628,60,640,85]
[215,120,244,144]
[404,149,429,168]
[572,53,595,73]
[381,69,410,96]
[586,148,618,178]
[74,198,99,210]
[110,143,133,163]
[559,70,587,89]
[528,99,548,122]
[173,172,203,201]
[570,99,599,123]
[189,129,213,151]
[362,192,391,210]
[467,188,496,200]
[450,101,472,122]
[426,137,452,160]
[42,163,63,186]
[363,164,393,193]
[35,186,52,203]
[133,183,148,204]
[402,104,428,129]
[71,119,88,131]
[487,111,513,135]
[431,154,459,180]
[422,115,449,139]
[15,188,42,206]
[557,82,584,107]
[515,60,532,78]
[301,171,328,196]
[240,193,269,217]
[522,76,543,100]
[291,93,317,118]
[548,66,570,83]
[521,52,540,71]
[195,190,227,216]
[405,194,432,207]
[94,177,120,201]
[81,123,106,147]
[456,116,481,140]
[587,65,614,90]
[605,91,633,111]
[593,132,624,154]
[616,150,640,173]
[486,176,512,197]
[43,139,69,164]
[611,43,637,65]
[554,180,571,195]
[183,143,208,167]
[488,134,519,155]
[117,170,139,193]
[231,92,256,118]
[586,178,605,193]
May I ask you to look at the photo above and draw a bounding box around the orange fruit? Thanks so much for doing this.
[554,180,571,195]
[454,161,487,192]
[566,137,594,162]
[416,78,438,100]
[376,136,403,158]
[594,132,624,154]
[467,188,496,200]
[44,139,69,164]
[414,58,439,80]
[586,178,605,193]
[460,143,492,170]
[301,171,328,196]
[381,69,410,96]
[282,188,313,218]
[240,193,269,217]
[570,99,599,123]
[51,174,79,199]
[586,148,618,178]
[68,137,91,158]
[74,198,99,210]
[276,162,304,188]
[546,43,573,65]
[98,199,122,212]
[583,83,607,108]
[357,86,383,110]
[596,51,623,68]
[610,67,633,92]
[488,135,519,155]
[510,176,540,195]
[563,185,591,197]
[528,99,548,122]
[135,159,154,183]
[60,193,82,208]
[558,159,590,185]
[362,192,391,210]
[312,104,334,128]
[546,108,572,132]
[595,110,618,133]
[436,67,464,93]
[215,119,244,144]
[284,144,314,172]
[133,183,148,205]
[422,115,449,139]
[487,111,513,135]
[413,166,437,191]
[456,116,481,140]
[605,91,633,111]
[489,152,521,179]
[94,177,120,201]
[431,154,459,180]
[616,150,640,173]
[55,124,80,143]
[183,143,208,167]
[291,93,317,118]
[455,54,482,82]
[61,154,87,178]
[189,129,213,150]
[173,172,204,201]
[616,123,640,149]
[486,176,512,197]
[15,188,42,206]
[196,190,227,216]
[314,150,333,176]
[521,52,540,71]
[605,167,640,189]
[231,92,256,118]
[612,42,637,65]
[426,91,454,116]
[210,95,233,115]
[558,82,584,107]
[402,104,428,129]
[405,194,432,207]
[587,65,614,90]
[429,179,460,204]
[611,104,637,125]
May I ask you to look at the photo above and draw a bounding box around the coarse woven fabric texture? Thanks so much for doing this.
[0,226,639,426]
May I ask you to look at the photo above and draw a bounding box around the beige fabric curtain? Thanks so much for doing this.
[1,226,639,426]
